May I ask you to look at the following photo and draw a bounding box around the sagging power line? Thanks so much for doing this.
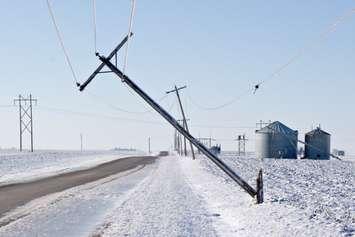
[187,8,355,111]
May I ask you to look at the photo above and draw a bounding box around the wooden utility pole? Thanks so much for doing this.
[148,137,151,154]
[80,133,83,152]
[77,36,263,203]
[167,86,195,159]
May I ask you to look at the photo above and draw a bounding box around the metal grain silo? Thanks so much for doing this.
[304,128,330,160]
[255,121,298,159]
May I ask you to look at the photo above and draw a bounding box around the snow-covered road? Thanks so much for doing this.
[0,159,157,236]
[93,156,217,237]
[0,150,144,185]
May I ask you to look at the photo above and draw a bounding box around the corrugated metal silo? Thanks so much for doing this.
[255,121,298,159]
[304,128,330,160]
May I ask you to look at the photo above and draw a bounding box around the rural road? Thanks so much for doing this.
[0,156,157,217]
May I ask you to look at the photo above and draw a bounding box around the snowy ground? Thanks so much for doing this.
[0,161,157,236]
[180,152,354,237]
[0,152,353,236]
[0,150,145,185]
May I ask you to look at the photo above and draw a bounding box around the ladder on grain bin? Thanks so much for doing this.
[77,35,264,204]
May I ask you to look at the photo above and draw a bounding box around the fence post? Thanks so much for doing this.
[256,169,264,204]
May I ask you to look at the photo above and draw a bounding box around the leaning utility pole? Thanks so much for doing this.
[14,94,37,152]
[77,34,263,203]
[167,86,195,159]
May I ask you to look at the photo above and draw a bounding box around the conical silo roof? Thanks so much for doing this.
[257,121,296,134]
[306,127,330,136]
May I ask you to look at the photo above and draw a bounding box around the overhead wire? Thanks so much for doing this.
[256,7,355,88]
[86,90,170,115]
[47,0,163,116]
[122,0,136,76]
[92,0,97,54]
[36,97,175,127]
[187,8,355,111]
[38,105,164,125]
[187,86,251,111]
[46,0,79,86]
[21,102,250,130]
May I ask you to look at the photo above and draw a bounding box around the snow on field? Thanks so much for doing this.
[180,152,355,237]
[0,152,353,237]
[0,149,144,185]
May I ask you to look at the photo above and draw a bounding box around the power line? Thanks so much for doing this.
[92,0,98,54]
[38,105,164,125]
[36,95,176,126]
[187,8,355,111]
[256,7,355,88]
[46,0,79,85]
[122,0,136,76]
[187,86,251,111]
[86,91,170,115]
[2,102,257,129]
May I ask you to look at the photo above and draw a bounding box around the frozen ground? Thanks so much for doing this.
[0,150,144,185]
[92,156,217,237]
[180,152,354,237]
[0,152,353,237]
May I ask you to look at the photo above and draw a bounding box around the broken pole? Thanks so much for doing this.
[78,33,133,91]
[256,169,264,204]
[82,53,259,200]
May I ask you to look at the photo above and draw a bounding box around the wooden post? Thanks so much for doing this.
[256,169,264,204]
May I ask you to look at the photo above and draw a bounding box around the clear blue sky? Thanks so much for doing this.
[0,1,354,154]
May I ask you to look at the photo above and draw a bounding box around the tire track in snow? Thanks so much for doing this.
[92,156,218,237]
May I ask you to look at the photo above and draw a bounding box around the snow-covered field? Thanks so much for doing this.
[181,152,354,237]
[0,151,353,237]
[0,149,145,185]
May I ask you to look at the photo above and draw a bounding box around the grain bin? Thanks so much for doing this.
[304,128,330,160]
[255,121,298,159]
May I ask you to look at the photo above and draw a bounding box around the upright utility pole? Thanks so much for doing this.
[177,118,190,156]
[14,94,37,152]
[80,133,83,152]
[148,137,151,154]
[167,86,195,159]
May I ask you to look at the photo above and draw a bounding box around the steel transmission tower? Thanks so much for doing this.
[14,95,37,152]
[236,134,247,156]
